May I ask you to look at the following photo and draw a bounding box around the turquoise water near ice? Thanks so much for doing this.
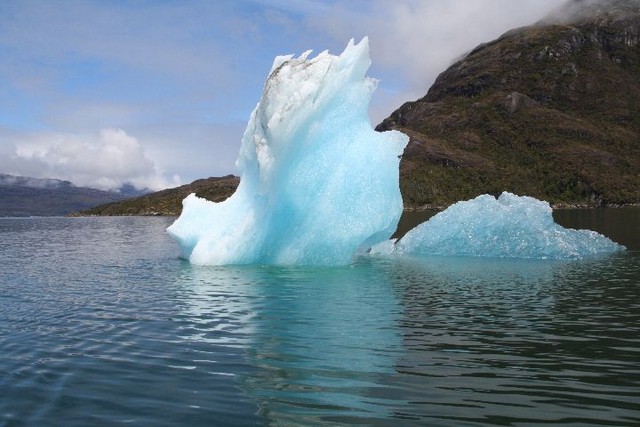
[1,214,639,426]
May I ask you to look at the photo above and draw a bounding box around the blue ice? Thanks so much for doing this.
[168,39,624,266]
[371,192,625,259]
[167,38,408,265]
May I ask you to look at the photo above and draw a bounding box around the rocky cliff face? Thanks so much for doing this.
[379,0,640,208]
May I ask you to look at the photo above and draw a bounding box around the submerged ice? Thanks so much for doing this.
[168,39,624,266]
[372,192,625,260]
[167,38,408,265]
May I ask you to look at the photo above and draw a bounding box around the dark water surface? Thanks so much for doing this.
[1,210,639,426]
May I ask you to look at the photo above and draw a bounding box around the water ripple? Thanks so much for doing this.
[1,217,639,426]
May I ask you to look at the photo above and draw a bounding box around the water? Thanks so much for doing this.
[1,211,639,426]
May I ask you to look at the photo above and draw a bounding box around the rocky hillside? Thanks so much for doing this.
[77,175,239,216]
[378,0,640,208]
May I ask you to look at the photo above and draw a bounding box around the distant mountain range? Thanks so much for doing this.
[0,174,146,217]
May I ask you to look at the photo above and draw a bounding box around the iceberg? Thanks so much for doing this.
[371,192,626,259]
[167,38,409,265]
[168,38,624,266]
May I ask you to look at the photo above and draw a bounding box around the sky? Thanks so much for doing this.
[0,0,564,192]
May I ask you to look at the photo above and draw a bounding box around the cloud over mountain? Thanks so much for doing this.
[2,128,178,191]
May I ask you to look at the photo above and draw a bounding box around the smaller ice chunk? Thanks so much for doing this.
[372,192,625,259]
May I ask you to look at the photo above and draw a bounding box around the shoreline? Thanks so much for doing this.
[404,202,640,213]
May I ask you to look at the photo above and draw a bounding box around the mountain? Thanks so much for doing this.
[77,175,239,216]
[76,0,640,216]
[0,174,138,217]
[377,0,640,208]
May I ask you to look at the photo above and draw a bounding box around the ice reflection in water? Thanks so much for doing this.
[175,261,405,425]
[171,252,640,426]
[175,264,257,348]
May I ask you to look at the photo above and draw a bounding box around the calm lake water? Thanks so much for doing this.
[1,209,639,426]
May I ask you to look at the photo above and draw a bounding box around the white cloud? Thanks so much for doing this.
[133,121,245,183]
[6,128,179,191]
[306,0,564,122]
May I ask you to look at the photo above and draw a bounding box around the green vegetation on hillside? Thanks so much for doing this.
[378,0,640,209]
[77,175,239,216]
